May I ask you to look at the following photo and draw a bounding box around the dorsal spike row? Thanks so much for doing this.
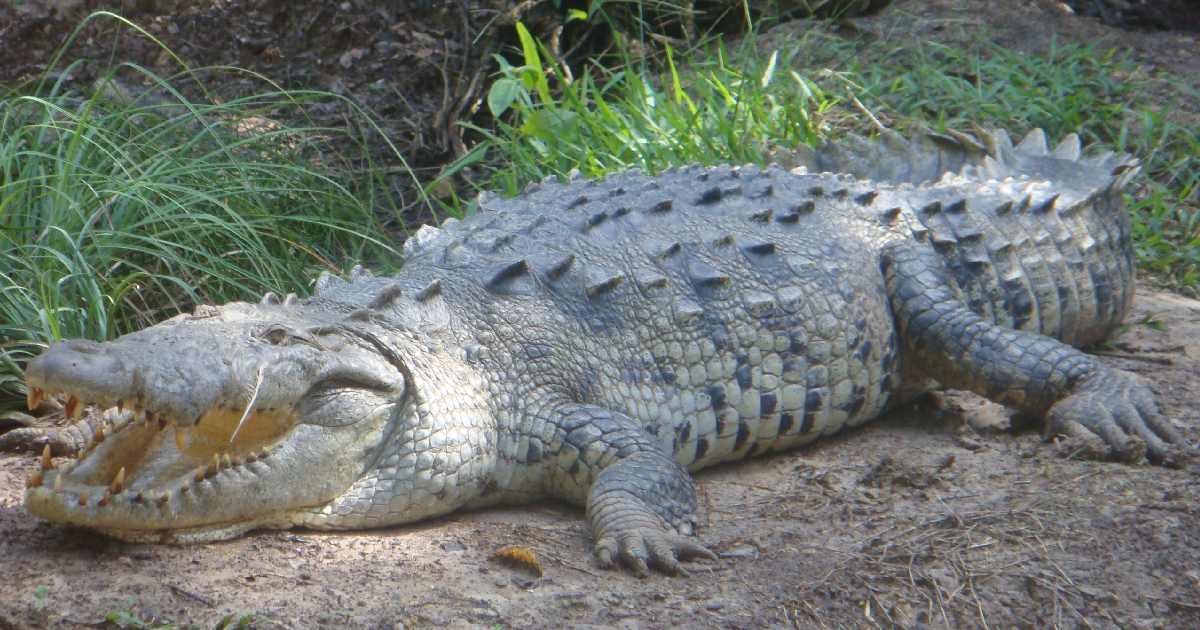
[921,201,942,216]
[652,240,682,259]
[878,207,902,224]
[1035,194,1060,213]
[689,261,729,287]
[833,188,849,199]
[994,200,1013,215]
[1052,133,1081,160]
[742,240,776,256]
[635,270,669,290]
[487,259,530,289]
[415,279,442,302]
[753,183,775,198]
[612,206,631,218]
[711,234,735,248]
[854,190,879,206]
[586,210,609,229]
[808,186,825,197]
[568,195,589,209]
[1017,128,1048,155]
[648,199,673,213]
[778,201,815,224]
[946,199,967,214]
[545,254,575,280]
[585,271,624,298]
[749,208,774,223]
[609,187,627,197]
[696,186,723,205]
[366,283,405,310]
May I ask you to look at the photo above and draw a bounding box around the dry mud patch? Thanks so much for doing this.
[1,292,1197,628]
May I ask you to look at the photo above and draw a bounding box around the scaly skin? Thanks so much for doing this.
[16,127,1189,575]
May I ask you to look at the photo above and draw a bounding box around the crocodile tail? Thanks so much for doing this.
[790,127,1141,348]
[786,126,1139,198]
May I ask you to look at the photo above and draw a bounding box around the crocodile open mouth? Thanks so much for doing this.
[24,386,297,515]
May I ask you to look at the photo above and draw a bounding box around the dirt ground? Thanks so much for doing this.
[0,287,1197,628]
[2,1,1199,629]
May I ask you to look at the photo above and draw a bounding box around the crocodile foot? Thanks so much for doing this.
[589,489,717,577]
[1045,366,1190,467]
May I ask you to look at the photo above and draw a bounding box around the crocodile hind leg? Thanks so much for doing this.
[531,402,717,576]
[881,242,1189,465]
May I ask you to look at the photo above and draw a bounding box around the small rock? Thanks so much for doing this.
[718,545,759,560]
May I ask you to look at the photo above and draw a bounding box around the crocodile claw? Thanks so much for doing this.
[1045,367,1189,467]
[590,490,717,577]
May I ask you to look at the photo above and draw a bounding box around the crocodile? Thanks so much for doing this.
[18,127,1188,576]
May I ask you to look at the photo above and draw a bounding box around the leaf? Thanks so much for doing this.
[566,8,588,23]
[490,545,543,577]
[520,109,579,141]
[487,78,522,118]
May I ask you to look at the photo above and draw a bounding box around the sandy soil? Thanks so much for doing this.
[2,1,1199,628]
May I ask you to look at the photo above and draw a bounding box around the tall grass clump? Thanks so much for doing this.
[454,21,1198,290]
[439,22,835,201]
[0,17,399,406]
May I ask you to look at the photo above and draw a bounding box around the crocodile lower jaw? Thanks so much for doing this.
[23,389,300,532]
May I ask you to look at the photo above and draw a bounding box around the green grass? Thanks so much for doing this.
[0,16,401,407]
[444,21,1199,289]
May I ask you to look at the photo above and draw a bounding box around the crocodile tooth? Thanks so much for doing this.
[53,473,64,492]
[27,386,45,411]
[98,491,111,507]
[26,470,43,488]
[156,493,169,507]
[133,491,145,503]
[206,453,220,477]
[94,423,106,443]
[65,396,82,420]
[193,467,206,483]
[222,453,233,470]
[78,493,89,506]
[116,399,125,412]
[41,444,54,470]
[174,427,188,451]
[110,467,126,494]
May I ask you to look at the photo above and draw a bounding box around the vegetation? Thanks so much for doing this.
[1,7,1197,408]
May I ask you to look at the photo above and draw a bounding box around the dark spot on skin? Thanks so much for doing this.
[679,422,691,445]
[778,412,795,435]
[734,422,751,451]
[805,389,823,413]
[695,437,710,460]
[847,385,867,415]
[760,393,777,415]
[735,365,753,390]
[854,340,873,362]
[800,410,815,434]
[526,441,543,463]
[707,386,726,411]
[744,442,760,459]
[789,334,806,353]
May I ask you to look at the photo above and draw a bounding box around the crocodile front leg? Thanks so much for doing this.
[881,242,1189,465]
[530,402,717,576]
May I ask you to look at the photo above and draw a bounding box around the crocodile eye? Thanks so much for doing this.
[259,325,291,345]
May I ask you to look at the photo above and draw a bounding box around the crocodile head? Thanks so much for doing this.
[23,300,410,542]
